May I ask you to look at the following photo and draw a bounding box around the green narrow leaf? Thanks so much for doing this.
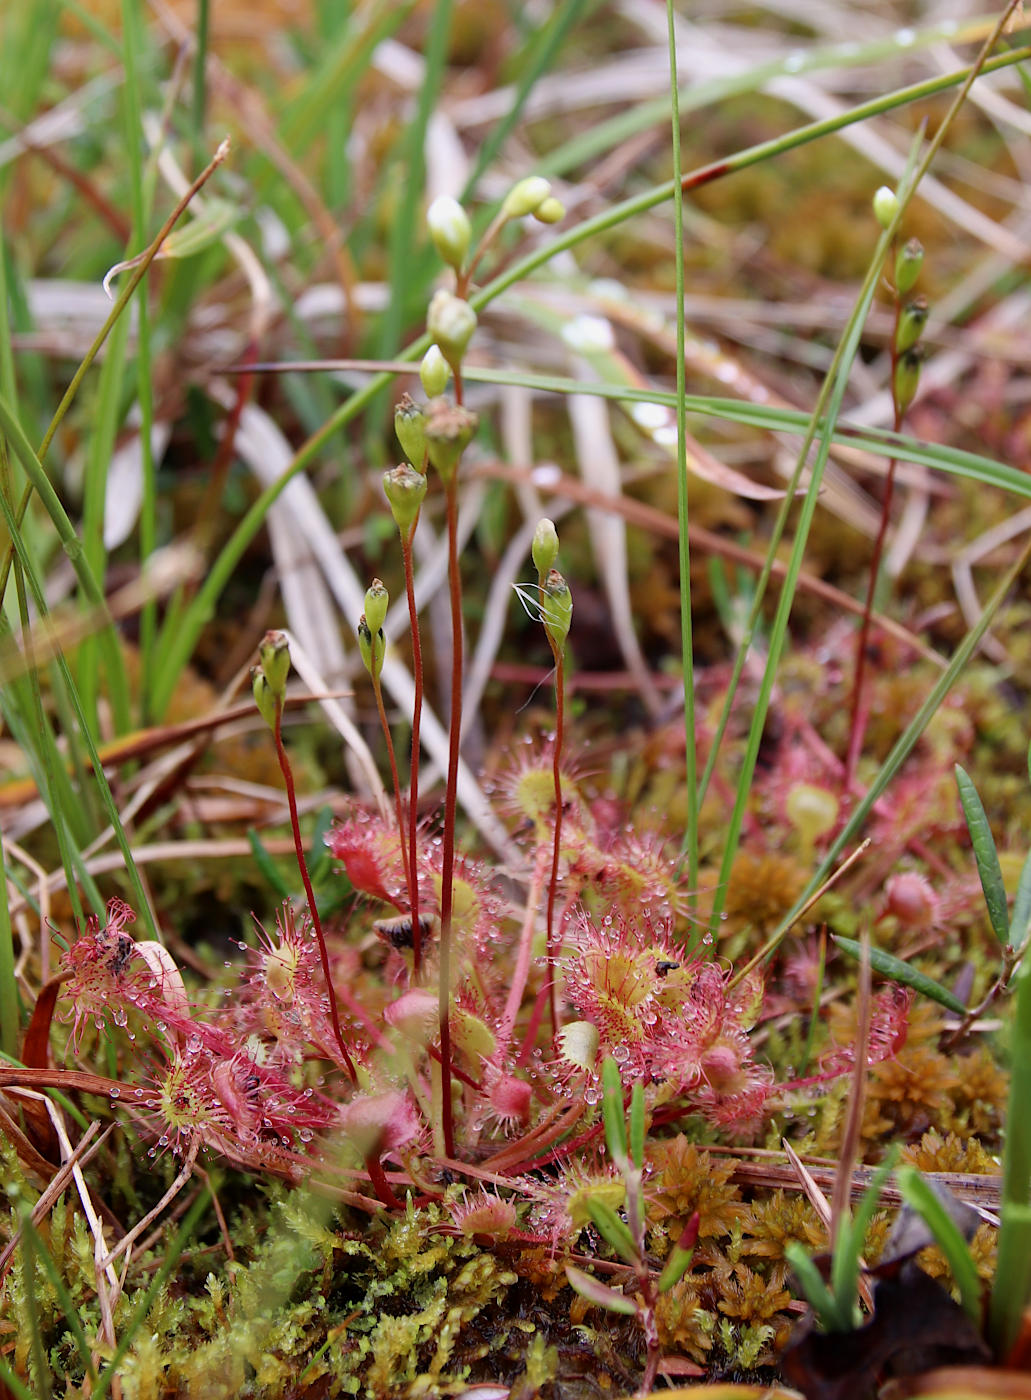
[585,1198,638,1266]
[830,1145,900,1325]
[19,1214,97,1383]
[247,830,293,901]
[92,1189,212,1400]
[158,199,239,259]
[956,764,1009,945]
[658,1215,699,1294]
[896,1167,982,1326]
[564,1264,639,1316]
[991,944,1031,1356]
[785,1241,849,1333]
[832,936,966,1015]
[600,1057,627,1164]
[1010,850,1031,953]
[628,1080,645,1172]
[0,1356,37,1400]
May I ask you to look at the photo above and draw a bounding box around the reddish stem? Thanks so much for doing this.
[437,479,463,1159]
[369,650,415,921]
[545,650,566,1043]
[273,707,357,1081]
[400,528,424,972]
[364,1152,404,1210]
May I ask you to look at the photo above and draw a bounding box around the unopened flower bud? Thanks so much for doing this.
[424,398,478,484]
[785,784,838,846]
[357,615,385,680]
[383,463,428,535]
[251,667,278,728]
[395,394,427,470]
[895,237,924,294]
[364,579,389,636]
[426,194,471,271]
[532,518,559,577]
[419,344,450,398]
[556,1019,599,1073]
[258,630,291,699]
[427,290,477,372]
[894,347,922,414]
[502,175,552,220]
[884,871,939,930]
[895,296,928,354]
[542,569,573,650]
[533,195,565,224]
[873,185,899,229]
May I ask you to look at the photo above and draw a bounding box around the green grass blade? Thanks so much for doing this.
[15,1211,52,1397]
[458,370,1031,504]
[153,48,1031,718]
[119,0,159,726]
[832,936,967,1016]
[785,1240,848,1332]
[628,1081,645,1173]
[956,764,1010,945]
[0,837,18,1058]
[0,463,156,935]
[19,1213,98,1384]
[0,1356,38,1400]
[247,830,294,902]
[667,0,697,900]
[1009,850,1031,953]
[990,935,1031,1358]
[374,0,453,420]
[461,0,597,202]
[829,1145,899,1329]
[706,209,890,933]
[92,1188,212,1400]
[600,1056,627,1165]
[731,528,1031,994]
[896,1166,983,1327]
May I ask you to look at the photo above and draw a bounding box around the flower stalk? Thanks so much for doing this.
[253,633,357,1082]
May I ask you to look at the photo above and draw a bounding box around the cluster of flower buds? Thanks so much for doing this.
[358,579,388,679]
[893,236,926,414]
[252,630,291,729]
[872,186,927,416]
[421,177,565,389]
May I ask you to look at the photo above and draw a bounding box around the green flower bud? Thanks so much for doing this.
[785,783,838,845]
[542,569,572,651]
[532,518,559,577]
[895,296,928,354]
[426,290,477,373]
[893,347,922,415]
[258,629,291,700]
[364,578,389,636]
[424,398,478,485]
[395,394,427,470]
[894,237,924,294]
[383,463,428,535]
[251,667,278,729]
[873,185,899,229]
[533,196,565,224]
[426,194,471,271]
[357,615,385,680]
[419,344,450,399]
[502,175,552,220]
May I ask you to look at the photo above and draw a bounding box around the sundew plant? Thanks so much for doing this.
[2,1,1031,1396]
